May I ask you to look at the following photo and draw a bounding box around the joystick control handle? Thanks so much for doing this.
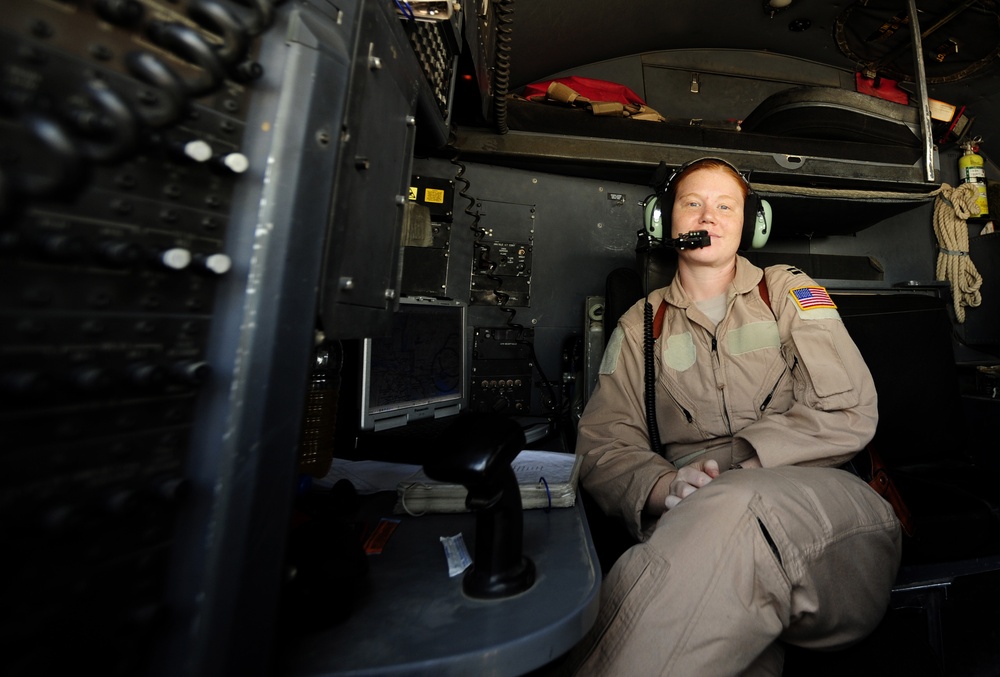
[425,414,535,599]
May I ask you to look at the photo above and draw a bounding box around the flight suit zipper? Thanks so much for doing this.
[711,335,733,435]
[760,356,798,412]
[665,388,693,423]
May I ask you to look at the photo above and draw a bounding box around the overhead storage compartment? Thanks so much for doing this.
[452,13,945,235]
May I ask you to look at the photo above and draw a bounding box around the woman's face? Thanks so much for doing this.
[670,167,745,267]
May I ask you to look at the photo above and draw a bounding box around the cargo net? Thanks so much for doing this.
[405,20,455,120]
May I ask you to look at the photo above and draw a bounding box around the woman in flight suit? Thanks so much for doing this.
[570,158,902,675]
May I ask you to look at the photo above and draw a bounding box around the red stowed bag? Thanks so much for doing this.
[522,76,648,106]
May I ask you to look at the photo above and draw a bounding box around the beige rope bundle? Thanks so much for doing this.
[933,182,983,322]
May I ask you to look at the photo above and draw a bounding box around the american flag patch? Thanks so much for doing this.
[790,286,837,310]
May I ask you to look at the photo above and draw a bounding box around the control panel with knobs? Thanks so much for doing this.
[0,0,273,673]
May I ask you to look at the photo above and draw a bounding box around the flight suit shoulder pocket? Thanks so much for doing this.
[794,326,858,406]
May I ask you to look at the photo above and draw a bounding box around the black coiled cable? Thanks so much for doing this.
[492,0,515,134]
[451,146,505,314]
[451,143,506,318]
[643,299,664,456]
[450,142,486,243]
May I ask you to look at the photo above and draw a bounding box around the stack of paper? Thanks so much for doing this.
[395,450,581,515]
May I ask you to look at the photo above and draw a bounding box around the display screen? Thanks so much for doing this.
[359,300,467,431]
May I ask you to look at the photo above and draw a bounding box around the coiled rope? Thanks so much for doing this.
[933,182,983,322]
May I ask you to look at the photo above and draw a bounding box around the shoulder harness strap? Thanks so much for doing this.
[653,300,667,339]
[758,276,772,316]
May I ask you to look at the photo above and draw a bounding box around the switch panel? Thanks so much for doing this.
[471,326,534,413]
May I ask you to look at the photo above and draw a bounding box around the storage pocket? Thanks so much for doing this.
[794,325,858,408]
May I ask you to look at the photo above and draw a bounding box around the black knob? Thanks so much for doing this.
[103,488,139,515]
[149,475,190,501]
[97,239,141,266]
[188,0,250,65]
[76,79,139,162]
[0,370,52,398]
[228,0,275,37]
[124,51,188,128]
[171,360,211,385]
[126,603,167,628]
[16,114,85,197]
[0,228,16,254]
[126,362,167,389]
[95,0,145,26]
[71,366,114,393]
[146,22,227,97]
[232,59,264,82]
[36,233,86,261]
[39,504,84,532]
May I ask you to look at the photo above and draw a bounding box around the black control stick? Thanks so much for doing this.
[424,414,535,599]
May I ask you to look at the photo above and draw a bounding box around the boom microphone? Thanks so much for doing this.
[666,230,711,249]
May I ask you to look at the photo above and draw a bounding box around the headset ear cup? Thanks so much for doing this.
[752,199,772,249]
[644,195,664,241]
[740,194,761,250]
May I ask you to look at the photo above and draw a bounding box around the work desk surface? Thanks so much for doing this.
[281,492,601,676]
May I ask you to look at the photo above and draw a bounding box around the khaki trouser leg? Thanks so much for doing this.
[570,466,901,676]
[740,642,784,677]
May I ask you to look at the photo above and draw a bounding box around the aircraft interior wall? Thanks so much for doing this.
[407,154,979,422]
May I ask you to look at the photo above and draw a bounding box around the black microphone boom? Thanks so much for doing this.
[668,230,711,249]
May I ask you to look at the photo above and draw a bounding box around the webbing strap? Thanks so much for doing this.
[758,277,772,315]
[653,300,667,339]
[544,82,666,121]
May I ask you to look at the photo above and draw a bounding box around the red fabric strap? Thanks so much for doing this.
[758,277,772,314]
[653,300,667,339]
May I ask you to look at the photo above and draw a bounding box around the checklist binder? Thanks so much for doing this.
[395,450,581,515]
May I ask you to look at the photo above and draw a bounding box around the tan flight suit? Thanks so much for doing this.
[571,257,902,676]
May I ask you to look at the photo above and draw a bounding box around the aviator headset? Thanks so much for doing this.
[642,157,772,251]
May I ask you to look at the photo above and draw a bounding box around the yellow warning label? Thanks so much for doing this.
[408,186,418,201]
[425,188,445,204]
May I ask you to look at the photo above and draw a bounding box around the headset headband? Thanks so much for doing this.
[660,157,752,197]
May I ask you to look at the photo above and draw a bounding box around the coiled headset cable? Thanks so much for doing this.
[643,299,664,457]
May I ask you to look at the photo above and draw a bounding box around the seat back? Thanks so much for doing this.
[833,293,970,469]
[603,246,677,344]
[601,264,971,469]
